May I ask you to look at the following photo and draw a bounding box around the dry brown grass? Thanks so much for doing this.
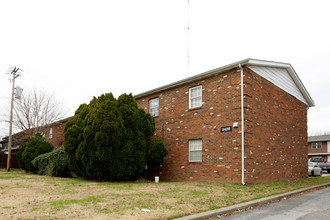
[1,169,330,219]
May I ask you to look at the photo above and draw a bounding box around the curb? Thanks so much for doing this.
[174,182,330,220]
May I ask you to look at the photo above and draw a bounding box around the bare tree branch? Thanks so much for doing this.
[1,88,66,138]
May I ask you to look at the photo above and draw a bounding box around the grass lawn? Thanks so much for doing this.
[0,169,330,219]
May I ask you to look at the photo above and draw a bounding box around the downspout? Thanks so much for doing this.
[239,64,245,185]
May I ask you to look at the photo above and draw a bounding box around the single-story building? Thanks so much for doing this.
[308,135,330,162]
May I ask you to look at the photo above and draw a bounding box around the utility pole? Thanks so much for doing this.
[6,67,21,171]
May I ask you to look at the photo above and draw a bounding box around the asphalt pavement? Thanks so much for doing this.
[221,186,330,220]
[175,174,330,220]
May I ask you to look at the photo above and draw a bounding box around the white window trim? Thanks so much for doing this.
[149,97,159,117]
[189,85,202,109]
[189,139,202,162]
[312,142,322,149]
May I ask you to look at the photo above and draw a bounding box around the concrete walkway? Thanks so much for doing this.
[174,182,330,220]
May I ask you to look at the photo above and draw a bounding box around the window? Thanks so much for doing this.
[189,85,202,109]
[49,128,53,139]
[189,139,202,162]
[149,97,159,117]
[312,142,322,149]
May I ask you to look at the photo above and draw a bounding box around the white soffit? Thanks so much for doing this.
[248,65,308,105]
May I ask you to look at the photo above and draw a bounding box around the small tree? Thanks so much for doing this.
[64,93,155,181]
[147,139,168,168]
[17,138,31,170]
[21,133,53,172]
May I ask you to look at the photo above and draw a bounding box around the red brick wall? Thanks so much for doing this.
[45,123,66,149]
[137,68,243,183]
[241,67,308,183]
[308,141,328,154]
[136,66,309,183]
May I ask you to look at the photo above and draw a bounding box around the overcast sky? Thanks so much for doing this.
[1,0,330,137]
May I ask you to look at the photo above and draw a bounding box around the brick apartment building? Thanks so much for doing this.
[1,59,314,184]
[0,130,25,168]
[135,58,314,184]
[308,135,330,162]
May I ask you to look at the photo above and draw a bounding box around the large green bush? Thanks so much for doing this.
[64,93,156,181]
[21,133,53,172]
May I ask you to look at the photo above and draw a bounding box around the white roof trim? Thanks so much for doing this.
[134,58,314,107]
[308,153,330,156]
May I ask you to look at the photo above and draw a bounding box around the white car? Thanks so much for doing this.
[308,162,322,177]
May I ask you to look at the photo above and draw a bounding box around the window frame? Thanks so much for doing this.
[49,127,53,139]
[189,85,202,109]
[189,139,202,162]
[149,97,159,117]
[312,142,322,149]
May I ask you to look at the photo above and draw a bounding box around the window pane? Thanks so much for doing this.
[191,97,202,108]
[191,87,199,98]
[191,87,201,98]
[189,86,202,108]
[312,143,322,149]
[190,151,202,161]
[149,98,159,117]
[150,98,158,107]
[150,107,159,117]
[190,140,202,150]
[189,140,202,162]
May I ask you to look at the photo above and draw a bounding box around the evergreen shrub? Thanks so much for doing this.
[21,133,53,173]
[17,138,30,171]
[31,152,51,175]
[147,139,168,167]
[46,146,70,177]
[64,93,157,181]
[31,146,70,177]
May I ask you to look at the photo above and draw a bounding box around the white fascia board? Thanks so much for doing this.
[245,59,292,68]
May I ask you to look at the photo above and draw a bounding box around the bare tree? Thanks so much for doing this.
[1,88,66,138]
